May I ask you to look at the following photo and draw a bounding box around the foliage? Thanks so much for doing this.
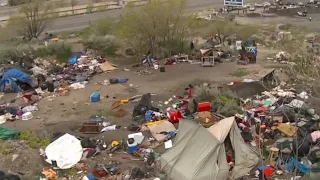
[230,69,249,77]
[117,0,192,56]
[90,18,116,36]
[18,131,50,149]
[0,44,35,64]
[8,0,54,40]
[191,86,242,117]
[36,41,72,63]
[82,34,118,56]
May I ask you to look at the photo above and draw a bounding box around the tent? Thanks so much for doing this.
[160,116,259,180]
[0,69,32,93]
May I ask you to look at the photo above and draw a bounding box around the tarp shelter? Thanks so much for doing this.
[0,69,32,93]
[160,117,259,180]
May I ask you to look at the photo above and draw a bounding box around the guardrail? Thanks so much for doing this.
[0,0,149,23]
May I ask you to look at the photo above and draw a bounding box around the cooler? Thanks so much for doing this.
[90,92,100,102]
[127,141,139,155]
[197,102,211,112]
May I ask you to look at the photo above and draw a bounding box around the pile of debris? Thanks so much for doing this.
[0,53,118,124]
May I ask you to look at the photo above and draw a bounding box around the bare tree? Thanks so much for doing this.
[70,0,78,14]
[117,0,192,56]
[9,0,53,40]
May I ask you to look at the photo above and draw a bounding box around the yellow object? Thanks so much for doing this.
[145,120,167,127]
[164,101,169,105]
[111,99,129,109]
[51,37,59,41]
[111,140,119,147]
[121,99,129,103]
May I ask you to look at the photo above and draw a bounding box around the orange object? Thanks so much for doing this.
[111,99,129,109]
[42,169,56,179]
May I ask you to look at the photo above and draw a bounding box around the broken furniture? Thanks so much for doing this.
[268,147,279,167]
[79,122,102,134]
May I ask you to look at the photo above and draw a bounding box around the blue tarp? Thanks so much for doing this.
[0,69,32,93]
[68,56,78,65]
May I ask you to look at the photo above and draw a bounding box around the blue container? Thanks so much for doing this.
[84,173,96,180]
[90,92,100,102]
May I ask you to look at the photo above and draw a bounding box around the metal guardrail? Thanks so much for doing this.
[0,0,149,22]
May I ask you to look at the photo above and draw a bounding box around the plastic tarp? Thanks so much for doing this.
[0,69,32,92]
[45,133,83,169]
[160,117,259,180]
[0,127,19,140]
[68,56,78,65]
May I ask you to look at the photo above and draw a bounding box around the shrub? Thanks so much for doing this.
[36,41,72,63]
[0,44,35,65]
[83,34,118,56]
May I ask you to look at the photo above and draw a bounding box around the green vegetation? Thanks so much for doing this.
[18,131,51,149]
[36,41,73,63]
[230,69,250,77]
[116,0,193,56]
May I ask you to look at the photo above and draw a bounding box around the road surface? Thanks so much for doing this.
[47,0,245,32]
[0,0,107,17]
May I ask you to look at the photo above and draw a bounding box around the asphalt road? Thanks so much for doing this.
[0,0,105,17]
[47,0,239,32]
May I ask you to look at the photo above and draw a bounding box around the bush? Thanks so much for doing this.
[36,41,72,63]
[0,44,35,65]
[83,34,118,56]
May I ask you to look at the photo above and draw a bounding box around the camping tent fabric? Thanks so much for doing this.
[0,69,32,92]
[160,117,259,180]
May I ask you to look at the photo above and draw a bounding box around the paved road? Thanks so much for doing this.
[47,0,244,32]
[0,0,107,17]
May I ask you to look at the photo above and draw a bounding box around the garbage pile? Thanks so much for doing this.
[233,84,320,179]
[0,53,118,124]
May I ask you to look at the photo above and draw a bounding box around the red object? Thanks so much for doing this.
[168,110,183,123]
[197,102,211,112]
[255,106,269,112]
[264,167,274,177]
[187,89,193,97]
[226,155,232,163]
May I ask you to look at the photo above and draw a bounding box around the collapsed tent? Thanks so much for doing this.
[0,69,32,93]
[160,117,259,180]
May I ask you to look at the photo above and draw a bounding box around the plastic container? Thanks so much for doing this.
[90,92,100,102]
[197,102,211,112]
[167,110,183,123]
[127,140,139,155]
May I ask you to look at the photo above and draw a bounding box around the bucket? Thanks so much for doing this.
[154,64,159,69]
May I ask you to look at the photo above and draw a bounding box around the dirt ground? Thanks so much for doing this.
[0,45,280,179]
[0,6,309,178]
